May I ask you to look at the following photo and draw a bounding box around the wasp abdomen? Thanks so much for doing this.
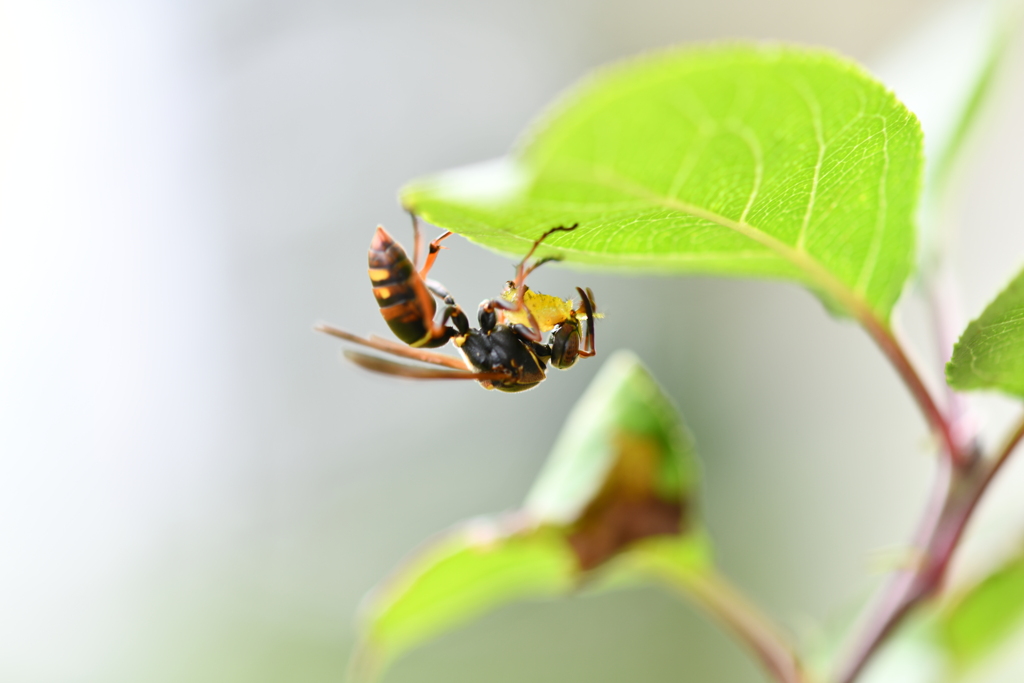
[367,226,445,347]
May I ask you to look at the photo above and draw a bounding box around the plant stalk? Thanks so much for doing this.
[676,569,808,683]
[857,315,970,470]
[835,409,1024,683]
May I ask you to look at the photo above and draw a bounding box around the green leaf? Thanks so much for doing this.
[528,350,705,573]
[402,45,923,321]
[875,0,1021,270]
[354,351,710,679]
[941,546,1024,668]
[947,267,1024,397]
[352,520,576,681]
[617,533,715,582]
[928,1,1021,194]
[525,349,698,525]
[857,617,947,683]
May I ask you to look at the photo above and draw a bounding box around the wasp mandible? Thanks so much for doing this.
[315,216,597,392]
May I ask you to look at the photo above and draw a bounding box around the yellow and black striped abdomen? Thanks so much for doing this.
[367,226,441,347]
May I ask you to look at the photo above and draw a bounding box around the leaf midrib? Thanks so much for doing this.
[482,160,884,323]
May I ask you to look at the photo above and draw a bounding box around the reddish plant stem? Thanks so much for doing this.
[856,314,969,469]
[674,569,808,683]
[836,411,1024,683]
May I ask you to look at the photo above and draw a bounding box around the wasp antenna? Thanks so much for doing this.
[521,223,579,261]
[514,222,581,288]
[532,223,578,249]
[520,256,561,281]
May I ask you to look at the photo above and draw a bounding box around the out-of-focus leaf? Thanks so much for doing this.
[941,546,1024,669]
[526,350,696,525]
[856,617,947,683]
[931,3,1019,193]
[351,519,575,681]
[616,533,715,582]
[402,45,923,321]
[876,0,1019,194]
[797,594,948,683]
[527,350,703,572]
[947,267,1024,397]
[354,351,710,680]
[874,0,1022,269]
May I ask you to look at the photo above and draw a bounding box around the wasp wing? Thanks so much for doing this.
[342,350,507,381]
[315,323,467,370]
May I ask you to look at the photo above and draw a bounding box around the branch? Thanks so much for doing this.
[833,456,953,683]
[857,314,969,469]
[835,409,1024,683]
[673,569,808,683]
[989,411,1024,484]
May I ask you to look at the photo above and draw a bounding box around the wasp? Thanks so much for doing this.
[315,217,596,392]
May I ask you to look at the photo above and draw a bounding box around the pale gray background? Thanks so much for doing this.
[1,1,1022,682]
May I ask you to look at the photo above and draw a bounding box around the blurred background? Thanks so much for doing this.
[1,1,1022,681]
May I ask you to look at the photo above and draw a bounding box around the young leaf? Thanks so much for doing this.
[402,45,923,321]
[876,0,1018,197]
[856,618,947,683]
[928,1,1020,195]
[351,520,576,682]
[873,0,1019,271]
[529,350,705,572]
[353,351,708,679]
[525,350,698,527]
[941,546,1024,669]
[947,267,1024,397]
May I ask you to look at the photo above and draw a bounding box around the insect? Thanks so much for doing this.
[315,216,597,392]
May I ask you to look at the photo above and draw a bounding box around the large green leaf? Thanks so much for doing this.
[402,45,923,321]
[941,547,1024,669]
[947,267,1024,397]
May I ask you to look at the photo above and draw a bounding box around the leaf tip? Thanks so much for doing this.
[399,157,528,217]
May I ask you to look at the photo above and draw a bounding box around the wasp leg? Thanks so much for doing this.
[519,256,560,282]
[532,342,552,358]
[315,323,469,370]
[492,224,580,342]
[424,279,453,300]
[509,322,543,344]
[424,278,465,314]
[482,284,544,342]
[409,212,454,276]
[419,231,453,280]
[410,212,424,269]
[408,212,455,279]
[405,215,458,347]
[575,286,597,356]
[405,269,461,348]
[343,350,509,382]
[425,279,470,334]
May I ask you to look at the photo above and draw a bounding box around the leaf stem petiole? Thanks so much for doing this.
[666,568,809,683]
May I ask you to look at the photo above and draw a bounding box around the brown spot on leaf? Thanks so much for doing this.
[566,432,686,572]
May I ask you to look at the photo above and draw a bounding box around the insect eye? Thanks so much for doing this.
[550,323,580,369]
